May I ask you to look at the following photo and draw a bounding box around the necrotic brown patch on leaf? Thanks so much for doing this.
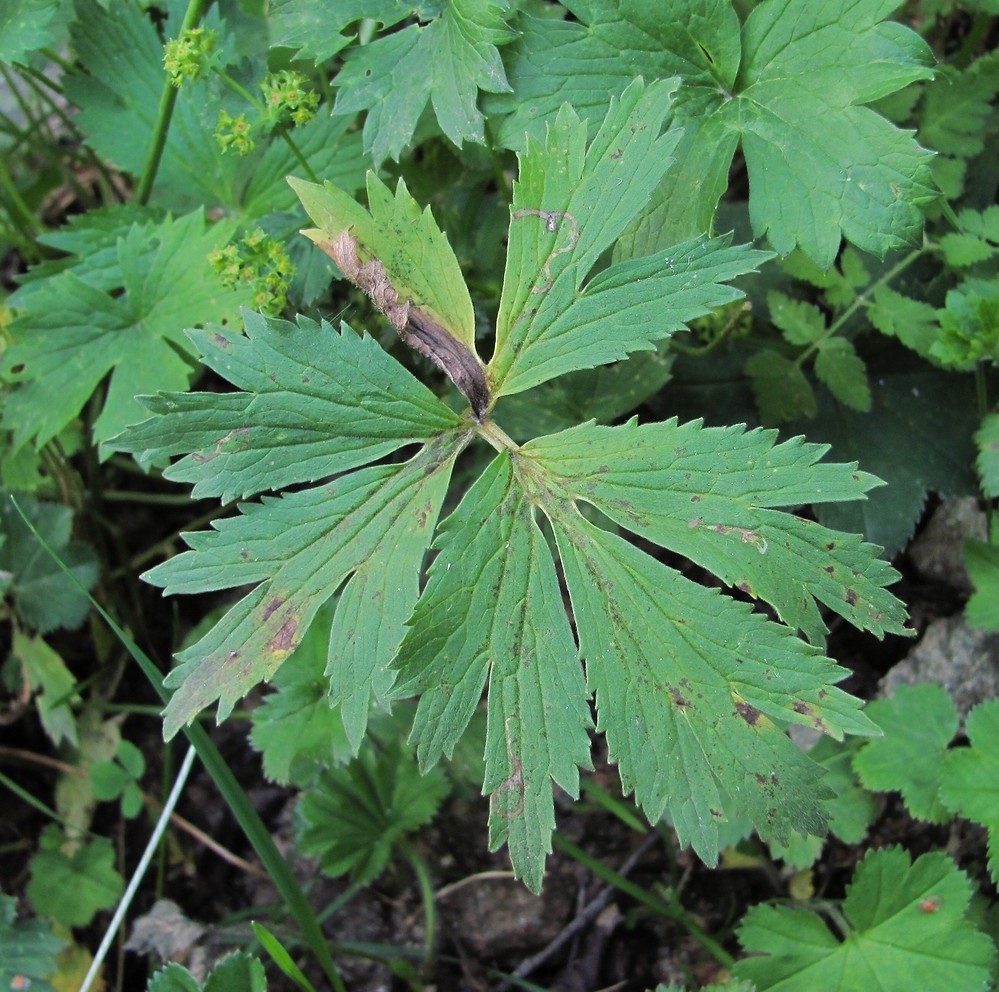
[319,230,490,419]
[268,617,299,653]
[736,701,762,726]
[262,597,285,621]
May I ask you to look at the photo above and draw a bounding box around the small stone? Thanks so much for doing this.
[879,614,999,723]
[908,497,987,594]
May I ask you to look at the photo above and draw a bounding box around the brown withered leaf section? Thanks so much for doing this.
[321,230,490,420]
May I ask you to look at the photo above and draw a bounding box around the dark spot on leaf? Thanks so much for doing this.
[691,494,702,502]
[240,550,250,561]
[826,542,836,551]
[670,687,690,709]
[611,148,623,160]
[754,772,767,785]
[302,375,310,384]
[212,333,231,349]
[846,588,859,606]
[10,363,24,375]
[736,701,761,725]
[262,597,284,621]
[269,618,298,653]
[792,701,811,714]
[824,565,835,574]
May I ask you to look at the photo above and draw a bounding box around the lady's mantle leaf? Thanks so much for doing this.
[735,847,996,990]
[524,420,907,645]
[853,683,957,823]
[114,312,471,739]
[393,453,593,892]
[0,0,61,64]
[490,77,771,398]
[941,699,999,885]
[291,173,488,415]
[297,741,449,883]
[149,953,267,992]
[27,826,124,929]
[0,891,65,992]
[492,0,936,267]
[0,493,98,634]
[3,211,249,451]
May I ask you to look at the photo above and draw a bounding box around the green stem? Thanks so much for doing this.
[476,416,518,454]
[0,154,40,255]
[136,0,209,205]
[279,127,319,183]
[953,12,992,68]
[794,244,927,370]
[400,840,437,984]
[101,489,212,506]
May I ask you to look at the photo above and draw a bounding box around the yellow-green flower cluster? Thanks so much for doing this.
[209,229,294,315]
[163,27,217,86]
[260,70,320,128]
[214,109,255,156]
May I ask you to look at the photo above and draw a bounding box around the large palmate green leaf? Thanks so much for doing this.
[490,0,936,267]
[119,83,906,890]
